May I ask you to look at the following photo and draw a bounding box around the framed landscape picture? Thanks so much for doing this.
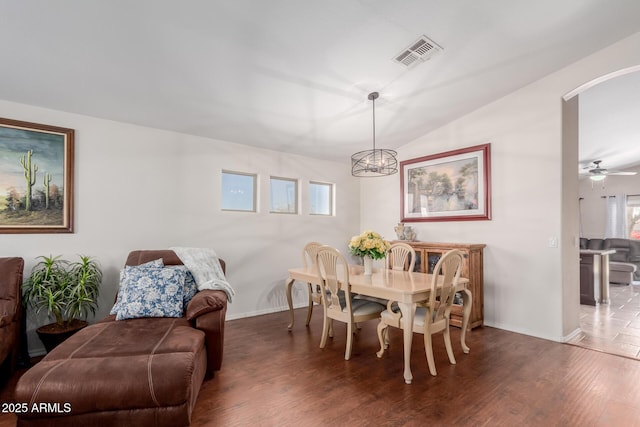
[0,118,74,233]
[400,143,491,222]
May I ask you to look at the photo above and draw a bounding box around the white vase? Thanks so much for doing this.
[363,255,373,275]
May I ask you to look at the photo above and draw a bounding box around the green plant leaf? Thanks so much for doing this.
[22,254,102,326]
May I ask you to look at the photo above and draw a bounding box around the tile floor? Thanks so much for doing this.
[569,282,640,359]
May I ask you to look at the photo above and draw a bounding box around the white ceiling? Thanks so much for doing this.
[579,71,640,173]
[2,1,640,163]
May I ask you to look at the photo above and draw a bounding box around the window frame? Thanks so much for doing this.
[626,194,640,240]
[221,170,258,213]
[309,181,334,216]
[269,176,299,214]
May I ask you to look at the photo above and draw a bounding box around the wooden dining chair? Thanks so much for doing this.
[387,242,416,271]
[302,242,325,326]
[376,249,464,376]
[358,242,417,308]
[316,247,385,360]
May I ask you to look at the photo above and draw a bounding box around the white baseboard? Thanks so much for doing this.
[483,320,574,343]
[562,327,582,343]
[226,304,304,321]
[28,347,46,358]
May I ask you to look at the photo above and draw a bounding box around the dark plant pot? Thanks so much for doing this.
[36,319,88,353]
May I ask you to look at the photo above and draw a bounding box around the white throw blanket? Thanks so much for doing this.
[170,247,235,302]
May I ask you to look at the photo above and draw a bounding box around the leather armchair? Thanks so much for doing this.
[124,250,228,376]
[0,257,24,375]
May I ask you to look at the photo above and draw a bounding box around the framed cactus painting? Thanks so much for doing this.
[0,118,74,233]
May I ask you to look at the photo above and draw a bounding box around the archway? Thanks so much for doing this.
[562,65,640,353]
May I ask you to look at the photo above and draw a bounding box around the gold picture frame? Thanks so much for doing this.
[0,117,74,233]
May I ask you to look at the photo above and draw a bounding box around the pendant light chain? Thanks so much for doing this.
[372,93,376,165]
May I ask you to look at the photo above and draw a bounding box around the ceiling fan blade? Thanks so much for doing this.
[578,160,636,177]
[588,168,607,175]
[607,171,637,176]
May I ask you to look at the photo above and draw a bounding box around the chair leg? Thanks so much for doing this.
[305,283,314,326]
[376,321,388,358]
[345,322,354,360]
[384,326,390,347]
[443,325,456,365]
[424,332,437,376]
[329,319,334,338]
[320,315,330,349]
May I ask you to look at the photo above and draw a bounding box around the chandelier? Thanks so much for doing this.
[351,92,398,177]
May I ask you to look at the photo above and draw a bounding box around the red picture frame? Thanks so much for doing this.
[400,143,491,222]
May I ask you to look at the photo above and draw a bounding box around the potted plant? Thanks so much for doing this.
[22,255,102,352]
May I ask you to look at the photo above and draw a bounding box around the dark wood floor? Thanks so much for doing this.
[3,308,640,426]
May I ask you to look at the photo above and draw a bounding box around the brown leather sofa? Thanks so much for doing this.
[15,250,228,427]
[0,257,24,376]
[580,238,640,283]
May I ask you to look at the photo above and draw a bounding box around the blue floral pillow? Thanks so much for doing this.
[111,259,164,315]
[183,270,198,308]
[165,266,198,310]
[115,266,186,321]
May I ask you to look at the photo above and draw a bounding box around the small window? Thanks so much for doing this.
[309,181,333,215]
[221,171,257,212]
[270,176,298,214]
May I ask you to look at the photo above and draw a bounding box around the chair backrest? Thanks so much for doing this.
[425,249,463,325]
[0,257,24,303]
[302,242,323,269]
[316,247,351,314]
[0,257,24,369]
[126,250,226,273]
[388,242,416,271]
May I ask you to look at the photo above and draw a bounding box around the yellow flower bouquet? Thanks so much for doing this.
[348,230,391,260]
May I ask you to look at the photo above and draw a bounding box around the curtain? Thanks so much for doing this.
[604,193,627,238]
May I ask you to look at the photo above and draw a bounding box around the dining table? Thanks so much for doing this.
[284,264,472,384]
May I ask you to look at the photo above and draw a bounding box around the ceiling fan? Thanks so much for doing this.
[583,160,637,181]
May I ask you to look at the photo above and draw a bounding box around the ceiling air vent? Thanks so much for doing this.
[393,35,442,67]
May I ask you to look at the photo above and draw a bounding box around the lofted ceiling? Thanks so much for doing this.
[579,71,640,174]
[1,1,640,163]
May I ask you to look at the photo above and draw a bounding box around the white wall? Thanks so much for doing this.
[359,31,640,342]
[0,100,360,355]
[580,165,640,238]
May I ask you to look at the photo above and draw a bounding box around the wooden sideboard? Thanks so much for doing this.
[392,241,486,329]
